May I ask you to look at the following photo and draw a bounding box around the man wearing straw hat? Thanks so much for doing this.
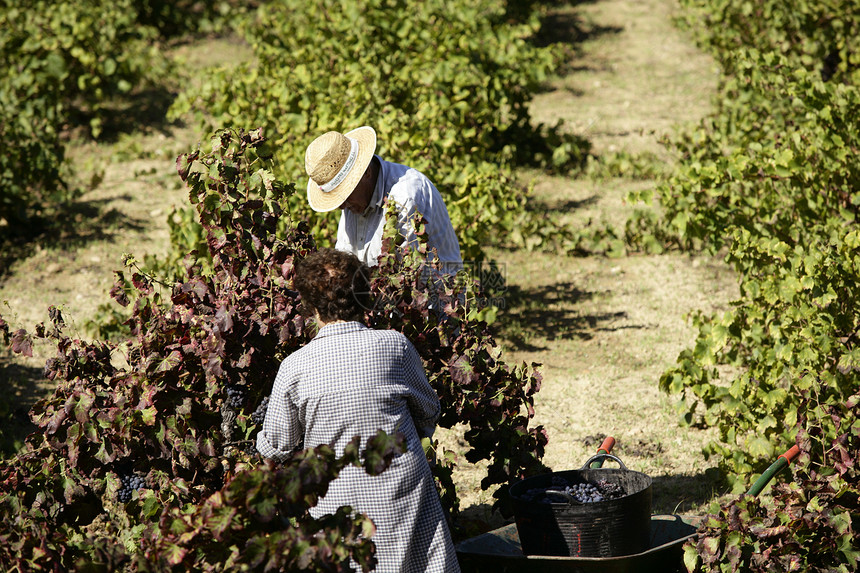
[304,126,463,276]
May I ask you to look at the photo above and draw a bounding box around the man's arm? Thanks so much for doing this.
[393,197,422,253]
[389,176,462,273]
[255,363,302,461]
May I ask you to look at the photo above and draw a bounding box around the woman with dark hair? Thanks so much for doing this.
[256,248,460,573]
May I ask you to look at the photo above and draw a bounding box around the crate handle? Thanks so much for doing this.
[580,453,628,471]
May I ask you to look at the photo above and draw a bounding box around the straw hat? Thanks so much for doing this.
[305,126,377,212]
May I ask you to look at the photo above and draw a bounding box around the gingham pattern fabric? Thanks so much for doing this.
[335,156,463,275]
[257,321,461,573]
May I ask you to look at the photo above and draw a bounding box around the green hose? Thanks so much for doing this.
[746,445,801,497]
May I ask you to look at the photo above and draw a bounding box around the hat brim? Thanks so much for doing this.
[306,126,377,213]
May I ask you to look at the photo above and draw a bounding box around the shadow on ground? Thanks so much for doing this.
[549,194,602,212]
[651,470,727,515]
[0,195,147,282]
[51,194,149,248]
[67,85,178,142]
[492,282,639,351]
[535,0,625,76]
[0,83,175,279]
[454,502,513,543]
[0,356,44,457]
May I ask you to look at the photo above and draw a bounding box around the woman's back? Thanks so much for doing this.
[281,322,437,455]
[258,322,460,572]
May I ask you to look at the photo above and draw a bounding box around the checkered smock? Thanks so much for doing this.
[257,321,461,573]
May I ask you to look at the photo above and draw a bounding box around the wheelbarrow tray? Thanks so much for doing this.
[456,514,702,573]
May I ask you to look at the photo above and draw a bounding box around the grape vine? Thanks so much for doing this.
[619,0,860,569]
[0,126,548,569]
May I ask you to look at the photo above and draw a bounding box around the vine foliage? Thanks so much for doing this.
[620,0,860,486]
[0,127,547,569]
[0,0,248,238]
[168,0,590,262]
[619,1,860,570]
[683,389,859,572]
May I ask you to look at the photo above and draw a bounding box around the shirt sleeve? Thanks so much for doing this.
[389,176,462,274]
[256,360,303,461]
[401,337,440,439]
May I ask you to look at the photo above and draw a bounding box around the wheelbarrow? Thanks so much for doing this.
[455,439,801,573]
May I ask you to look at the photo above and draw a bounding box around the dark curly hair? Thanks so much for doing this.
[293,248,371,323]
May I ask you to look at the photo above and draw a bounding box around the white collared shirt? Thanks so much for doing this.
[335,156,463,274]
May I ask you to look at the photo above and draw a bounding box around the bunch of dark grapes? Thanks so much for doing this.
[551,475,568,487]
[568,482,604,503]
[596,478,625,500]
[518,487,549,503]
[249,396,269,426]
[518,476,567,502]
[516,476,627,504]
[225,384,246,409]
[117,473,147,503]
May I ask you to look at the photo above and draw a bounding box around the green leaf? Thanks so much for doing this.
[139,406,157,425]
[139,490,161,520]
[154,350,183,373]
[746,435,774,459]
[94,439,115,464]
[249,494,277,522]
[163,544,188,566]
[683,543,700,571]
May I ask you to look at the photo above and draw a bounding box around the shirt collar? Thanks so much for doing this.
[361,155,386,216]
[313,321,368,340]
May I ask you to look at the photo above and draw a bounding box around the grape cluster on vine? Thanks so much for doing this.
[117,472,147,503]
[225,384,246,409]
[249,396,269,426]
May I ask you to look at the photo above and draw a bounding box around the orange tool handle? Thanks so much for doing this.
[589,436,616,468]
[778,444,801,464]
[597,436,615,454]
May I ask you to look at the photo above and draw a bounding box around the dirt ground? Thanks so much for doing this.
[0,0,738,527]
